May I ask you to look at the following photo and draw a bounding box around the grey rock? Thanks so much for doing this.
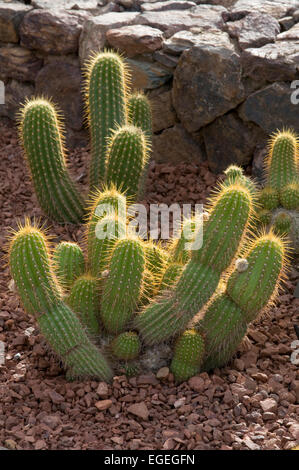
[31,0,100,13]
[138,5,226,38]
[0,1,32,43]
[164,28,232,55]
[149,89,177,132]
[126,58,172,90]
[0,79,34,120]
[279,16,295,31]
[226,13,280,49]
[153,124,204,163]
[277,22,299,40]
[35,62,84,131]
[227,0,299,21]
[153,50,180,68]
[239,82,299,134]
[141,1,196,12]
[0,45,42,82]
[241,40,299,83]
[203,112,262,172]
[79,12,139,64]
[106,24,163,57]
[172,31,244,132]
[20,9,87,55]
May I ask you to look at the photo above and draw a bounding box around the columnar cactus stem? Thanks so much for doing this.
[266,130,298,193]
[52,241,85,289]
[136,184,254,345]
[112,331,141,361]
[273,212,292,236]
[100,237,145,334]
[105,126,149,200]
[19,98,85,223]
[280,181,299,210]
[9,221,113,381]
[85,51,128,191]
[170,329,205,383]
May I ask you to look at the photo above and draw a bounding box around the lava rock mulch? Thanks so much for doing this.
[0,117,298,450]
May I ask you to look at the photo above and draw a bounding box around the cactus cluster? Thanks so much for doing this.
[8,50,291,384]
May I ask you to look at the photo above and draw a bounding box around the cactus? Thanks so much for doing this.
[9,221,113,381]
[85,51,128,191]
[259,186,279,211]
[66,275,100,335]
[170,329,205,383]
[256,208,272,227]
[19,98,85,223]
[112,331,141,361]
[280,181,299,210]
[135,183,254,345]
[266,130,298,193]
[86,187,127,278]
[273,212,292,236]
[159,262,183,291]
[198,232,288,371]
[52,241,85,289]
[105,126,149,200]
[100,237,145,334]
[223,164,257,196]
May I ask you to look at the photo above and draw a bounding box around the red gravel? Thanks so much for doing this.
[0,117,298,450]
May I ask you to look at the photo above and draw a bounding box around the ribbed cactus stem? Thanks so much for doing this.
[9,222,113,381]
[100,237,145,334]
[170,329,205,383]
[112,331,141,361]
[259,186,279,211]
[223,164,257,196]
[19,98,85,223]
[52,241,85,289]
[66,275,100,336]
[266,130,298,192]
[159,262,183,292]
[136,184,253,345]
[280,181,299,210]
[85,51,128,191]
[105,125,149,200]
[273,212,292,236]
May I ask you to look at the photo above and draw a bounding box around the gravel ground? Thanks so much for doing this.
[0,117,298,451]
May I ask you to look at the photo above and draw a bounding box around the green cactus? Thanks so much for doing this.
[259,186,280,211]
[19,98,85,224]
[256,208,272,227]
[159,262,183,292]
[66,275,100,336]
[170,217,198,265]
[86,187,127,278]
[52,241,85,289]
[273,212,292,236]
[280,181,299,210]
[266,130,298,193]
[136,183,254,345]
[112,331,141,361]
[105,126,149,200]
[198,232,287,370]
[223,165,257,196]
[9,222,113,381]
[100,237,145,334]
[170,329,205,383]
[85,51,128,191]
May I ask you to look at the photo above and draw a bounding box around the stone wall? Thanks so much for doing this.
[0,0,298,172]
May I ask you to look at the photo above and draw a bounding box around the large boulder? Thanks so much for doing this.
[226,12,280,49]
[0,45,42,82]
[149,88,177,133]
[140,1,196,12]
[106,25,164,57]
[126,58,172,90]
[153,124,204,163]
[227,0,299,20]
[172,30,244,132]
[0,1,32,43]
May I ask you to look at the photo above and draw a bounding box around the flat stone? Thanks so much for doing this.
[226,13,280,49]
[127,402,149,420]
[106,25,163,57]
[228,0,298,20]
[138,5,226,38]
[0,1,32,43]
[0,79,34,120]
[35,62,84,131]
[242,41,299,82]
[95,399,113,411]
[203,112,262,172]
[153,51,179,68]
[153,124,204,163]
[260,398,278,413]
[277,22,299,40]
[279,16,295,31]
[156,367,169,379]
[127,58,172,90]
[79,12,139,64]
[31,0,100,13]
[0,45,42,82]
[243,436,261,451]
[20,9,87,55]
[172,31,244,132]
[149,89,177,132]
[188,376,205,392]
[96,382,109,398]
[262,412,276,421]
[239,82,299,134]
[141,1,196,12]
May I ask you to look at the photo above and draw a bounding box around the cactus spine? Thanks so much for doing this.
[100,237,145,334]
[85,51,128,191]
[9,222,112,381]
[53,241,85,289]
[19,99,85,223]
[136,184,253,345]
